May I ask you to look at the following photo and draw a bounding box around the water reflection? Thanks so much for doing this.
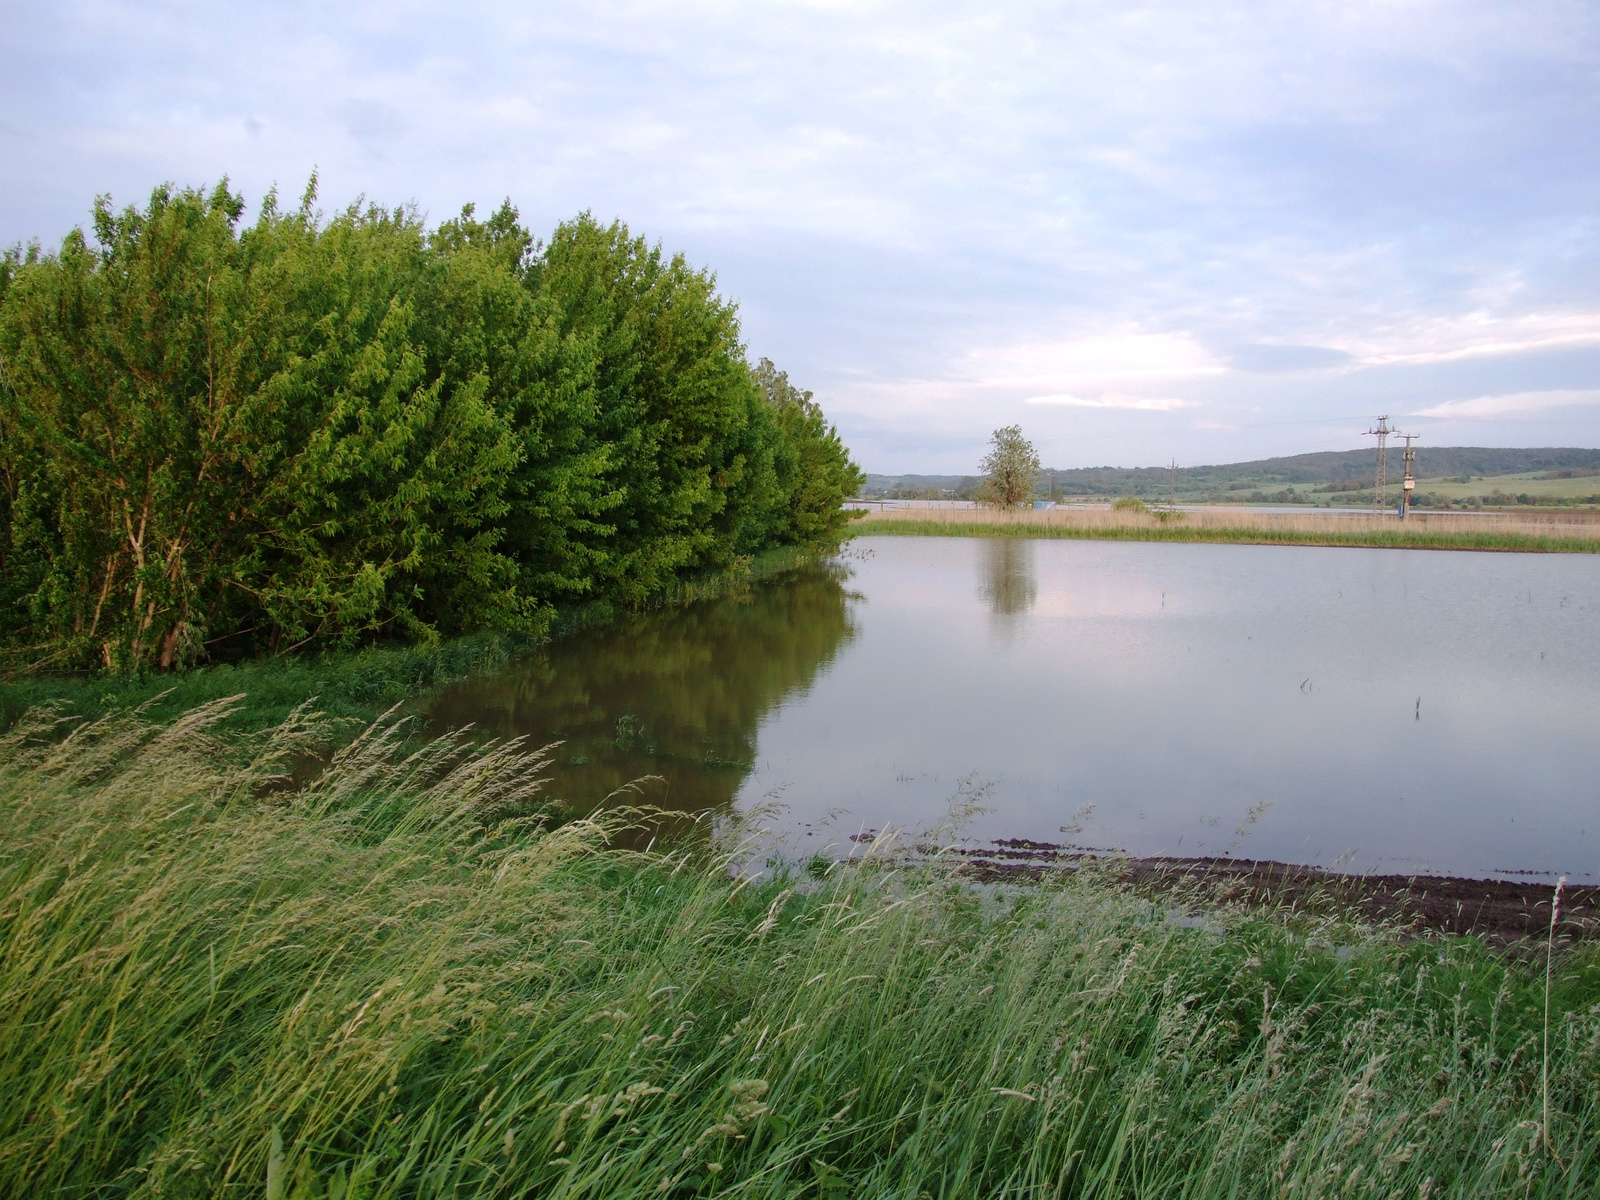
[426,565,857,817]
[428,537,1600,882]
[978,538,1037,622]
[740,538,1600,883]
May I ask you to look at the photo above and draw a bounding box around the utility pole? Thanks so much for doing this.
[1398,433,1419,519]
[1169,458,1177,511]
[1364,415,1393,514]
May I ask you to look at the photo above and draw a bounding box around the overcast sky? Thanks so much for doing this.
[5,1,1600,472]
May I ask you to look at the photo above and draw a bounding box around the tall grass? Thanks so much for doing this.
[2,703,1598,1197]
[852,506,1600,553]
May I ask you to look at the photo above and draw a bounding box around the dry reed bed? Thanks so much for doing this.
[851,505,1600,551]
[2,702,1598,1197]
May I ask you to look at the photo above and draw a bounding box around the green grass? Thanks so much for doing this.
[0,545,833,739]
[850,517,1600,554]
[2,702,1597,1197]
[0,632,526,741]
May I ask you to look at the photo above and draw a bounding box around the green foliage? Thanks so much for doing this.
[0,631,526,738]
[0,544,837,741]
[0,182,520,668]
[0,186,863,672]
[1112,496,1150,513]
[2,701,1597,1196]
[979,424,1041,509]
[752,357,865,547]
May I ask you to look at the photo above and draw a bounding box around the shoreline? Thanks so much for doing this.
[0,543,834,735]
[849,506,1600,552]
[948,841,1598,944]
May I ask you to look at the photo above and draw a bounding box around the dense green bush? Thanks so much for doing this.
[0,182,862,671]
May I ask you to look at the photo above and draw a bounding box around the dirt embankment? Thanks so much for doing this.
[952,840,1598,946]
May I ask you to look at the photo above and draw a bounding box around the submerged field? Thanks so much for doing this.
[850,505,1600,553]
[2,701,1597,1198]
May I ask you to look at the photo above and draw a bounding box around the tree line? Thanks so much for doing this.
[0,180,863,672]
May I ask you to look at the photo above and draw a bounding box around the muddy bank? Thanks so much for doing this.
[950,840,1598,945]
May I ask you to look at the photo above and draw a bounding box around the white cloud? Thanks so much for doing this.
[1415,389,1600,420]
[6,1,1600,469]
[1337,313,1600,369]
[961,332,1225,389]
[1025,393,1193,411]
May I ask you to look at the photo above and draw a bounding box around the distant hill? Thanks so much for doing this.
[862,447,1600,502]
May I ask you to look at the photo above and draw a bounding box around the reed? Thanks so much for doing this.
[851,505,1600,553]
[2,703,1597,1197]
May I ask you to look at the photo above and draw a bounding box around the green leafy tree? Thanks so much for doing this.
[752,357,865,546]
[534,215,780,603]
[425,201,616,627]
[0,185,866,673]
[0,181,520,670]
[979,425,1041,509]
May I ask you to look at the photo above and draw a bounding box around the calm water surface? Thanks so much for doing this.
[428,537,1600,883]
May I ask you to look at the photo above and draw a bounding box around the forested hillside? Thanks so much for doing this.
[0,181,862,673]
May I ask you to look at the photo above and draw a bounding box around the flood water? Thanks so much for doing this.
[427,537,1600,883]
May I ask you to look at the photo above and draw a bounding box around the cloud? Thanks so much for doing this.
[1229,344,1353,373]
[341,99,407,152]
[6,1,1600,468]
[964,333,1225,391]
[1025,393,1193,411]
[1415,389,1600,420]
[1341,314,1600,369]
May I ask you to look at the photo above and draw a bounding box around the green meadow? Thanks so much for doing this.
[1411,471,1600,504]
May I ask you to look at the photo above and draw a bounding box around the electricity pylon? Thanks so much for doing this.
[1364,416,1393,513]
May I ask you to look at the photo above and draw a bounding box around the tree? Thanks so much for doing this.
[751,358,865,548]
[979,425,1040,509]
[531,214,791,603]
[0,185,868,673]
[0,182,521,669]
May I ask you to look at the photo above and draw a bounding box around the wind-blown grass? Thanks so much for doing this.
[851,506,1600,553]
[2,703,1598,1197]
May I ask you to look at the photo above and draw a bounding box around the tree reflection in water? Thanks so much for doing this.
[425,564,858,825]
[978,537,1037,625]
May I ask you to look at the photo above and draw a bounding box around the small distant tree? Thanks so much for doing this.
[979,425,1041,509]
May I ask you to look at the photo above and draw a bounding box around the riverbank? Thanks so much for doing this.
[949,842,1598,945]
[850,505,1600,552]
[0,543,829,736]
[2,702,1597,1197]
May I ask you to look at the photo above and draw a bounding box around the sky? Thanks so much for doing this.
[4,1,1600,473]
